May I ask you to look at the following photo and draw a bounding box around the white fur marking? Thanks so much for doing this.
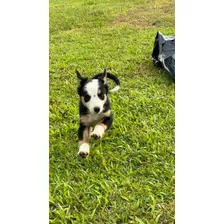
[110,85,120,93]
[90,125,104,138]
[84,80,106,114]
[84,79,99,95]
[78,143,90,155]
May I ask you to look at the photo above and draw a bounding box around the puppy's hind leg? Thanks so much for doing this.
[78,124,89,158]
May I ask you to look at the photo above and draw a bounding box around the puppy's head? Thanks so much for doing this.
[76,69,108,114]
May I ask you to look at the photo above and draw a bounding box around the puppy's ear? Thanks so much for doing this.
[76,70,84,81]
[76,70,88,85]
[100,68,107,84]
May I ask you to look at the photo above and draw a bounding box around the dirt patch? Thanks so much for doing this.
[111,3,174,28]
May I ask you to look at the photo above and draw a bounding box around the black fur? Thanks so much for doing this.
[76,69,119,150]
[102,97,110,113]
[78,124,88,141]
[101,115,113,130]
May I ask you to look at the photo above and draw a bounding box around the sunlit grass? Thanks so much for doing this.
[50,0,175,223]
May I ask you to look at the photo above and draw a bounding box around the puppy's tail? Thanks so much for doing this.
[107,72,120,93]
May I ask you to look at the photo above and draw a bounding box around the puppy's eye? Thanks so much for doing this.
[84,94,91,102]
[98,92,104,100]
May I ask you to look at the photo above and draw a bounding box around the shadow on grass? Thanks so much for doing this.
[129,57,175,87]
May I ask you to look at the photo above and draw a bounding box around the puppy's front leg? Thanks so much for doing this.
[78,124,89,158]
[90,115,113,139]
[90,124,105,139]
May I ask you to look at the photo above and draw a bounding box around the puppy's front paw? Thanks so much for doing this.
[90,125,104,139]
[78,143,89,158]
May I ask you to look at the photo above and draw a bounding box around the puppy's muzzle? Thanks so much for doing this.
[94,107,100,114]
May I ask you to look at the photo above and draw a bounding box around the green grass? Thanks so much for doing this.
[50,0,175,223]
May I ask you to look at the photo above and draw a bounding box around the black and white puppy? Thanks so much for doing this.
[76,69,120,158]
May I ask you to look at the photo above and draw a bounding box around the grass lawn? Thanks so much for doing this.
[49,0,175,223]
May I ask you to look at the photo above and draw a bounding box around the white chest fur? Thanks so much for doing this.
[80,110,111,126]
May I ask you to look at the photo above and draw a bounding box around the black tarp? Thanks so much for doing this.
[152,31,175,79]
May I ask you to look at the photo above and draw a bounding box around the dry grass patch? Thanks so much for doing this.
[111,2,174,29]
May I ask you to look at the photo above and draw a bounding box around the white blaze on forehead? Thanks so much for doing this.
[84,79,99,95]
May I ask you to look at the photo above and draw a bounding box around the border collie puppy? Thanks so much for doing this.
[76,69,120,158]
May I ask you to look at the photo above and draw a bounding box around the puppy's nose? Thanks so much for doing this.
[94,107,100,114]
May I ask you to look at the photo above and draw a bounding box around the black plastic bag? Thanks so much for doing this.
[152,31,175,79]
